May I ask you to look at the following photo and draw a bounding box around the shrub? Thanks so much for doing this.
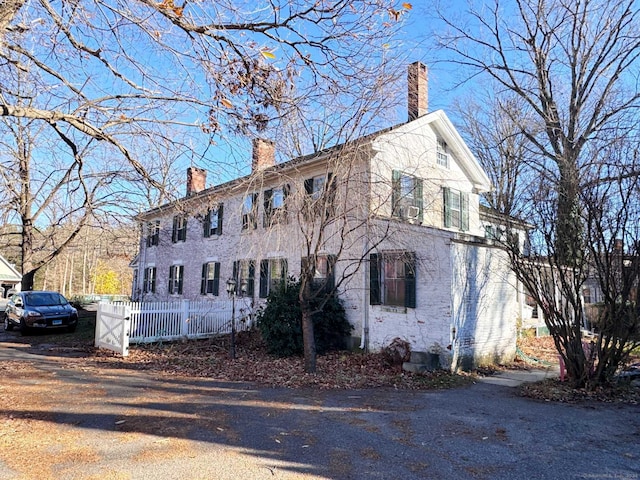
[257,277,353,357]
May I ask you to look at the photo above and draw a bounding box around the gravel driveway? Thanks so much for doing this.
[0,339,638,480]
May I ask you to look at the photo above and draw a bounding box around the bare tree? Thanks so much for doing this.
[1,1,412,293]
[1,1,409,183]
[436,0,640,386]
[454,89,537,217]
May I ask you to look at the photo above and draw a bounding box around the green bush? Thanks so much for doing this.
[256,277,353,357]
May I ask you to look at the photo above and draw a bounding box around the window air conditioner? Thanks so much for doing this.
[406,205,420,221]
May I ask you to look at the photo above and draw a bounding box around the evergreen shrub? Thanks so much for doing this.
[256,277,353,357]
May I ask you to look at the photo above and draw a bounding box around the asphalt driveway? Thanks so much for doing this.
[0,339,638,480]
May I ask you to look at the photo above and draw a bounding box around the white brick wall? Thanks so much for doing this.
[133,111,517,369]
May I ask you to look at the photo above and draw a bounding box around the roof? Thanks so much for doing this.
[138,109,492,219]
[0,255,21,283]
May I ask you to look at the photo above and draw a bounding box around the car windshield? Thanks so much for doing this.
[23,292,68,307]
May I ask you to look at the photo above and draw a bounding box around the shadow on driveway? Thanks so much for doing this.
[0,340,638,480]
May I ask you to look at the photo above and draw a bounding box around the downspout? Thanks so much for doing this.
[360,160,372,352]
[361,229,369,351]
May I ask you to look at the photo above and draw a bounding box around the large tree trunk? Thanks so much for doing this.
[301,307,317,373]
[21,270,35,291]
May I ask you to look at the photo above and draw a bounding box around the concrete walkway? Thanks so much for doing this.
[477,367,560,387]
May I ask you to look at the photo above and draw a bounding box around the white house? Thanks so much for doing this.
[132,63,525,369]
[0,254,21,298]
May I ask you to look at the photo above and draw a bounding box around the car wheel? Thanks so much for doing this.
[3,316,13,331]
[19,319,30,336]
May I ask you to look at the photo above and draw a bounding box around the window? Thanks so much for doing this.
[146,221,160,247]
[132,269,139,297]
[391,170,423,222]
[443,187,469,231]
[263,186,290,227]
[259,258,288,298]
[232,260,255,296]
[301,254,336,294]
[484,225,496,240]
[172,215,188,242]
[583,288,592,304]
[369,252,416,308]
[200,262,220,295]
[437,138,449,168]
[203,204,223,237]
[143,267,156,294]
[242,193,258,230]
[168,265,184,295]
[303,173,335,218]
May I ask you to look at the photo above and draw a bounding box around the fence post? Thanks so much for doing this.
[95,302,103,347]
[181,299,190,337]
[122,305,131,357]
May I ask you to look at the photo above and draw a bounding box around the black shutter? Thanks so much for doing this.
[217,204,224,235]
[404,253,416,308]
[181,218,187,241]
[415,178,424,223]
[143,268,149,293]
[304,178,313,194]
[263,189,273,227]
[213,262,220,296]
[281,258,288,284]
[201,264,207,295]
[259,259,269,298]
[203,211,211,238]
[150,268,156,293]
[443,187,451,228]
[247,260,255,296]
[392,170,401,217]
[172,216,178,243]
[326,255,337,292]
[177,265,184,294]
[169,265,175,294]
[233,261,239,286]
[461,192,469,231]
[370,254,381,305]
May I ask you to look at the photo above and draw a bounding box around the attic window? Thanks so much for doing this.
[437,138,449,168]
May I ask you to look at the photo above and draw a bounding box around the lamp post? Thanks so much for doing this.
[226,277,248,359]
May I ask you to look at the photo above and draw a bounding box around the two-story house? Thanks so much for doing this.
[132,62,523,369]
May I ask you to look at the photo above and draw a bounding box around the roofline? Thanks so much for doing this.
[0,254,21,281]
[137,111,493,219]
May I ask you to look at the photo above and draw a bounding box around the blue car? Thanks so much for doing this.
[4,291,78,335]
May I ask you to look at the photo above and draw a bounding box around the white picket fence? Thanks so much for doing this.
[95,298,255,356]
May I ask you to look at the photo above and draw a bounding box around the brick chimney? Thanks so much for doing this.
[186,167,207,196]
[252,138,275,172]
[408,62,428,121]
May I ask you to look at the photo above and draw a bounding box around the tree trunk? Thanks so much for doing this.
[301,306,317,373]
[21,270,35,291]
[555,160,581,267]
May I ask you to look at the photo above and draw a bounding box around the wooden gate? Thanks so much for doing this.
[95,302,131,356]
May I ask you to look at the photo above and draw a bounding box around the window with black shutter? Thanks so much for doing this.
[200,262,220,295]
[259,258,288,298]
[369,252,416,308]
[168,265,184,295]
[302,254,336,294]
[443,187,469,231]
[391,170,423,223]
[172,215,188,242]
[203,204,223,237]
[233,260,255,296]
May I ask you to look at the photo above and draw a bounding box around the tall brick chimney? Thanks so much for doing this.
[408,62,428,121]
[186,167,207,196]
[252,138,275,172]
